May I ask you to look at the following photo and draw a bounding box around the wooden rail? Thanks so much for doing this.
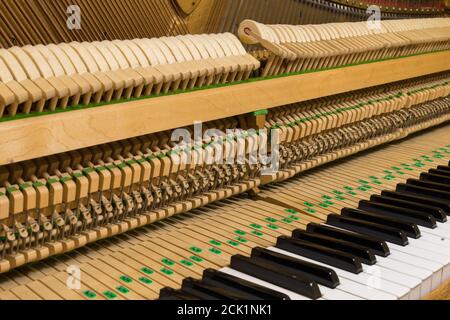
[1,50,450,166]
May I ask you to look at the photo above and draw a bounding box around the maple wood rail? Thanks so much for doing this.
[1,50,450,166]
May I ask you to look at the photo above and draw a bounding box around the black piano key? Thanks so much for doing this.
[251,247,340,288]
[202,269,290,300]
[342,208,421,238]
[428,169,450,178]
[230,254,322,299]
[397,183,450,201]
[424,172,450,185]
[326,214,409,246]
[406,178,450,193]
[369,194,447,222]
[182,278,248,300]
[291,229,376,265]
[159,287,201,300]
[358,200,436,229]
[381,190,450,216]
[439,165,450,171]
[306,223,390,257]
[275,236,363,274]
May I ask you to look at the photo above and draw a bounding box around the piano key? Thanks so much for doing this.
[268,247,400,300]
[229,254,322,299]
[406,179,450,194]
[380,190,450,216]
[251,247,340,288]
[291,229,377,265]
[382,249,443,290]
[358,200,437,228]
[428,169,450,178]
[418,232,450,249]
[397,183,450,201]
[421,172,450,186]
[202,269,290,300]
[326,214,409,245]
[182,278,252,300]
[437,165,450,172]
[389,243,450,283]
[419,225,450,240]
[275,236,363,274]
[220,268,313,300]
[369,194,447,222]
[306,223,390,257]
[220,267,360,300]
[159,287,201,300]
[317,223,440,297]
[340,209,421,239]
[367,256,434,297]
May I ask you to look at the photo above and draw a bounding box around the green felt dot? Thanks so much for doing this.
[103,291,118,300]
[266,217,278,223]
[252,230,263,237]
[250,223,262,229]
[209,240,222,246]
[236,237,248,243]
[282,218,292,224]
[235,230,246,236]
[83,290,97,299]
[285,209,298,214]
[181,260,194,267]
[139,276,153,284]
[335,196,346,201]
[306,208,316,214]
[289,215,299,221]
[120,275,133,283]
[304,202,314,207]
[227,240,239,247]
[267,224,279,230]
[116,286,129,294]
[190,246,202,253]
[190,256,203,263]
[141,267,154,275]
[160,268,173,276]
[162,258,175,266]
[209,248,222,255]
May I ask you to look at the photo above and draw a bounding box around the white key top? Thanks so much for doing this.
[420,226,450,240]
[220,267,360,301]
[407,240,450,280]
[220,268,312,300]
[277,250,409,299]
[389,246,444,290]
[376,255,433,297]
[420,232,450,249]
[268,247,398,300]
[438,221,450,232]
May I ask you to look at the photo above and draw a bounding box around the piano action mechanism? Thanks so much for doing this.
[0,0,448,301]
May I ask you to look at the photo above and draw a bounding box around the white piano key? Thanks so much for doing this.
[438,222,450,232]
[375,256,433,297]
[268,247,398,300]
[394,241,450,276]
[420,232,450,249]
[420,226,450,240]
[388,249,443,290]
[219,268,312,301]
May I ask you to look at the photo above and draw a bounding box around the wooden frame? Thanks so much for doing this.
[1,50,449,166]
